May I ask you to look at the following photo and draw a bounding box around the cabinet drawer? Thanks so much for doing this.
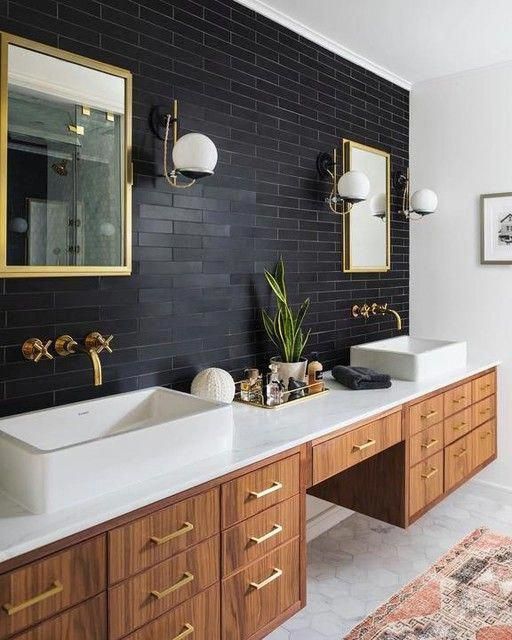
[444,382,472,417]
[312,411,402,484]
[222,495,300,576]
[222,538,300,640]
[123,585,220,640]
[11,594,106,640]
[445,433,473,492]
[0,536,106,640]
[444,408,472,446]
[472,420,496,469]
[473,395,496,428]
[409,422,444,467]
[409,452,444,517]
[222,455,300,528]
[472,371,496,403]
[109,536,219,640]
[409,394,444,435]
[109,488,219,583]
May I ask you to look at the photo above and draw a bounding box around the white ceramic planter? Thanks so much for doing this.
[270,357,308,400]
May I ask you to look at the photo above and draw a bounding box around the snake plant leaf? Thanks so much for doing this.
[264,270,287,305]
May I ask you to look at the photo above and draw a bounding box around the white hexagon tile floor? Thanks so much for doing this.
[267,480,512,640]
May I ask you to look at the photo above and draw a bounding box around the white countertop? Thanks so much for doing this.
[0,358,498,564]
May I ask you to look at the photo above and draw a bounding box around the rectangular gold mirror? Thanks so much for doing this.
[0,33,132,277]
[342,139,390,273]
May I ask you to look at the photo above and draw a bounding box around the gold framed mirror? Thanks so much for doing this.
[0,32,132,277]
[342,139,390,273]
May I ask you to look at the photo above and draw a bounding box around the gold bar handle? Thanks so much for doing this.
[481,383,492,390]
[420,410,438,420]
[480,408,492,415]
[67,124,84,135]
[352,438,376,452]
[249,481,283,499]
[454,448,467,458]
[171,623,194,640]
[481,430,492,440]
[250,524,283,545]
[150,572,194,600]
[249,567,283,591]
[421,467,438,480]
[421,438,439,450]
[150,521,194,545]
[452,422,468,431]
[452,396,466,404]
[3,581,63,616]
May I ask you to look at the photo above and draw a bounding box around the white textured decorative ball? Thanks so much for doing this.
[191,368,235,403]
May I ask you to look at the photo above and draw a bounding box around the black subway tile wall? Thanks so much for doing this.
[0,0,409,416]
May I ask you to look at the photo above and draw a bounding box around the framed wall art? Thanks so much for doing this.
[481,192,512,264]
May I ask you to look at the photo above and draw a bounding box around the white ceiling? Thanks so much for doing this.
[236,0,512,88]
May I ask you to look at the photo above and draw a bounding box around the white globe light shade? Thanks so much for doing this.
[172,132,218,179]
[99,222,116,237]
[411,188,438,215]
[9,217,28,233]
[370,192,387,216]
[337,170,370,203]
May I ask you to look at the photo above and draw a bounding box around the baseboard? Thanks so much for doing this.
[306,505,353,542]
[472,478,512,494]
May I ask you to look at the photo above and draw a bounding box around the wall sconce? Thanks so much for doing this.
[317,146,370,215]
[149,99,218,189]
[394,169,438,220]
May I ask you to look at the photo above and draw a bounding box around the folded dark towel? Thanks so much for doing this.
[332,365,392,390]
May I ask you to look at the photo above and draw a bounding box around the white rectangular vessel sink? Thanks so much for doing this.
[0,387,233,514]
[350,336,467,382]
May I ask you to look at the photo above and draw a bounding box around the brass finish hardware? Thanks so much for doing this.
[22,338,54,363]
[421,438,439,450]
[481,430,492,439]
[352,302,402,330]
[249,567,283,591]
[170,624,194,640]
[68,124,84,135]
[452,422,468,431]
[454,448,467,458]
[421,467,438,480]
[352,439,377,452]
[480,408,492,415]
[452,396,467,404]
[106,112,114,122]
[249,481,283,499]
[55,334,78,356]
[421,410,439,421]
[84,331,113,354]
[55,333,113,386]
[150,572,194,600]
[82,106,90,116]
[150,521,194,545]
[2,580,63,616]
[481,384,492,390]
[249,524,283,545]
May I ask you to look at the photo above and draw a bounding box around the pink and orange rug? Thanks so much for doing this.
[345,528,512,639]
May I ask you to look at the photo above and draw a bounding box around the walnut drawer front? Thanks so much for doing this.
[109,535,219,640]
[0,536,106,640]
[409,394,444,435]
[445,433,473,492]
[472,371,496,403]
[472,420,496,469]
[409,452,444,517]
[221,455,300,529]
[222,538,300,640]
[444,408,473,446]
[473,395,496,428]
[312,411,402,485]
[409,421,444,467]
[109,488,219,583]
[11,594,106,640]
[123,585,220,640]
[222,495,300,577]
[443,381,472,417]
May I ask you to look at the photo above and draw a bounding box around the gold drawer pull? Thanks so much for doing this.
[481,383,492,390]
[249,567,283,590]
[421,438,439,450]
[249,481,283,499]
[250,524,283,545]
[452,396,466,404]
[171,624,194,640]
[421,467,438,480]
[3,580,63,616]
[150,572,194,600]
[421,410,438,420]
[67,124,84,135]
[452,422,468,431]
[352,438,377,452]
[481,430,492,440]
[480,408,492,415]
[454,448,467,458]
[150,521,194,545]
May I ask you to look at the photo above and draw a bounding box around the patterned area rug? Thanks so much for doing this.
[344,528,512,639]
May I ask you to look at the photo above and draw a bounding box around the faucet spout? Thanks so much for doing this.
[372,303,402,331]
[385,308,403,331]
[86,348,103,386]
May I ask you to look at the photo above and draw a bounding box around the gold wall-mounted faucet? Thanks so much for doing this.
[352,303,403,331]
[55,332,113,386]
[22,338,54,363]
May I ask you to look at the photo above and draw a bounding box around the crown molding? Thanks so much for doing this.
[233,0,412,91]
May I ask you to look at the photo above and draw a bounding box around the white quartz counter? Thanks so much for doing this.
[0,358,499,564]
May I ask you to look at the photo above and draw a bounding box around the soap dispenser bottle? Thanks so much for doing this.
[307,352,324,394]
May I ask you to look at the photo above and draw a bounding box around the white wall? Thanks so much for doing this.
[410,63,512,490]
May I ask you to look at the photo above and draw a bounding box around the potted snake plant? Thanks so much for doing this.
[262,258,311,392]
